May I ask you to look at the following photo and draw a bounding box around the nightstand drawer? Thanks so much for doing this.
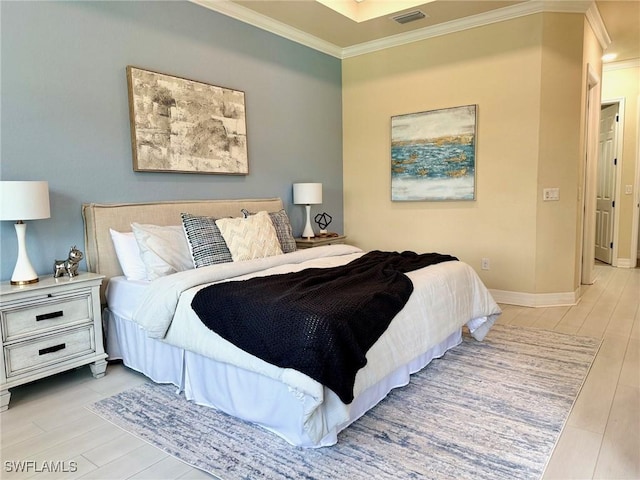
[2,295,91,342]
[4,326,96,378]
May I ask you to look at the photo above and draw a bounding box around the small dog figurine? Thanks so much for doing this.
[54,246,84,278]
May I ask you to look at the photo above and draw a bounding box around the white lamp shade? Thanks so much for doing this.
[0,181,51,221]
[293,183,322,205]
[1,181,50,285]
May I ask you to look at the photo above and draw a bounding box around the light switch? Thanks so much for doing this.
[625,185,633,195]
[543,188,560,201]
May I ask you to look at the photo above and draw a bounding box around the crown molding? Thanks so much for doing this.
[604,58,640,72]
[585,2,611,51]
[342,1,546,58]
[342,1,604,58]
[190,0,343,58]
[191,0,608,60]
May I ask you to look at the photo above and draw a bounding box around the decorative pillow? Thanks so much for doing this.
[109,229,147,281]
[242,209,297,254]
[215,211,283,262]
[131,223,193,280]
[181,213,233,268]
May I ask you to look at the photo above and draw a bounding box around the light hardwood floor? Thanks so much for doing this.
[1,263,638,479]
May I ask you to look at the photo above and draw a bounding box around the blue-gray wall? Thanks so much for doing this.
[0,0,343,281]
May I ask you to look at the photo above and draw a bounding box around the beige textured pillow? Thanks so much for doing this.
[215,211,283,262]
[131,223,194,280]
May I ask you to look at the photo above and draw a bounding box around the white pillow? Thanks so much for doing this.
[131,223,194,280]
[215,211,283,262]
[109,229,147,281]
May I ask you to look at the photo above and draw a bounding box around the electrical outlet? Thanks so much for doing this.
[481,258,490,270]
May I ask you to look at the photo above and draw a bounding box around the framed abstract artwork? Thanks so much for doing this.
[391,104,477,201]
[127,66,248,175]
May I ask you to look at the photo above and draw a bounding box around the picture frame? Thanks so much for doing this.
[126,66,248,175]
[391,104,477,201]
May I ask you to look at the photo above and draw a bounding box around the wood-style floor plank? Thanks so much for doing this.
[1,263,637,480]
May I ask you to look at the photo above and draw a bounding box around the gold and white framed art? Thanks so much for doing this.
[391,104,477,201]
[127,66,248,175]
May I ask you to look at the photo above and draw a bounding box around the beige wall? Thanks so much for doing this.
[535,13,585,294]
[343,12,600,300]
[602,63,640,265]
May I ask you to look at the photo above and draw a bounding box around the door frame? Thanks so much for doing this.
[581,64,600,285]
[601,97,625,267]
[634,98,640,268]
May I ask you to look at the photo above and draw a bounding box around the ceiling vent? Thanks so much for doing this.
[392,10,426,24]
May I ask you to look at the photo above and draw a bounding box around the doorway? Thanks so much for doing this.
[595,102,620,264]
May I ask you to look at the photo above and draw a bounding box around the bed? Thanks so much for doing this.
[82,197,501,448]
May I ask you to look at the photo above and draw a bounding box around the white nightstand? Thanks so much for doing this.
[0,272,107,411]
[295,234,347,249]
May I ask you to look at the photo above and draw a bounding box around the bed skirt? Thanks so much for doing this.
[103,308,463,447]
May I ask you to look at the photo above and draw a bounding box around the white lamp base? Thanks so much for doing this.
[302,204,315,239]
[11,222,39,285]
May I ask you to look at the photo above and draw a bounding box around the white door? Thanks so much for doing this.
[595,104,618,264]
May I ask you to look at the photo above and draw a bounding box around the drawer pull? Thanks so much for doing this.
[39,343,66,355]
[36,311,64,321]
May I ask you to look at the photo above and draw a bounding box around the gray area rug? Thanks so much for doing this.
[88,325,600,480]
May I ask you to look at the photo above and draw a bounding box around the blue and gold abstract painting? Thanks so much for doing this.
[391,105,476,201]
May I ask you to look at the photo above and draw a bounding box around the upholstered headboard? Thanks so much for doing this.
[82,197,284,303]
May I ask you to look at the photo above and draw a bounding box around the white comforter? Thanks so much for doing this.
[132,244,501,444]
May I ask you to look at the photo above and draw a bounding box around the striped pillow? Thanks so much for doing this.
[181,213,233,268]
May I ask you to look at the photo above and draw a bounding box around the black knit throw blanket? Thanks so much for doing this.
[191,250,457,403]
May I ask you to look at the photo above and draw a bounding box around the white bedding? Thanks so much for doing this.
[122,244,501,446]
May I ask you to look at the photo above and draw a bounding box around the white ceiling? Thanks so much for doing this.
[193,0,639,62]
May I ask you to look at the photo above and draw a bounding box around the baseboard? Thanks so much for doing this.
[616,258,636,268]
[490,288,580,307]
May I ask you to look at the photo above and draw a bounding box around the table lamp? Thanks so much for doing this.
[293,183,322,239]
[0,181,51,285]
